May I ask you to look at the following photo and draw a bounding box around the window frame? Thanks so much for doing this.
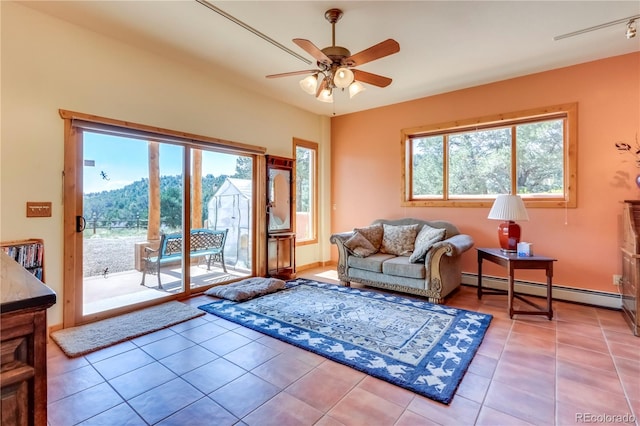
[294,138,319,245]
[401,103,577,208]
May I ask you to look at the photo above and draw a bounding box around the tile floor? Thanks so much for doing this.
[47,268,640,425]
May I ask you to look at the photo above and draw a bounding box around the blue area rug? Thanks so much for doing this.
[198,279,492,404]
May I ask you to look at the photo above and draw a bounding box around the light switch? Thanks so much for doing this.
[26,202,52,218]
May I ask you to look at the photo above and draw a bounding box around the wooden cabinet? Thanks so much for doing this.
[1,249,56,425]
[621,200,640,336]
[266,155,296,280]
[267,232,296,279]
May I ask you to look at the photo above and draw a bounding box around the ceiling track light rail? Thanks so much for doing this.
[554,14,640,40]
[195,0,312,65]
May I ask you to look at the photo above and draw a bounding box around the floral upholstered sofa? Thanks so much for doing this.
[330,218,474,303]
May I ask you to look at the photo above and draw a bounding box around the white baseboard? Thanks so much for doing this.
[461,273,622,310]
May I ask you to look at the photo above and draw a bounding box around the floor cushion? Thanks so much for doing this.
[204,277,285,301]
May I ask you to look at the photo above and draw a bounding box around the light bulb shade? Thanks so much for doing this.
[299,75,317,95]
[318,88,333,103]
[333,67,354,89]
[488,195,529,221]
[348,81,366,98]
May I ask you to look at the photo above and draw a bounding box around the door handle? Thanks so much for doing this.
[76,216,86,232]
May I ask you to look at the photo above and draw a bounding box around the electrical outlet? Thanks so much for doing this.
[613,274,622,286]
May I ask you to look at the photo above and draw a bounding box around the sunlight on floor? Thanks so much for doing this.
[305,268,339,283]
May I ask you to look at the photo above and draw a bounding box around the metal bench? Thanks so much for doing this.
[140,228,228,289]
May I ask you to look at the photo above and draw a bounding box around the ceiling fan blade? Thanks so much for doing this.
[266,70,318,79]
[352,69,392,88]
[344,39,400,67]
[293,39,332,66]
[316,75,328,97]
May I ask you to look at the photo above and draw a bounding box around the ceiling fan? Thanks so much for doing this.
[266,8,400,102]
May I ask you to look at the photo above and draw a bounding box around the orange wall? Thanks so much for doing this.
[331,53,640,293]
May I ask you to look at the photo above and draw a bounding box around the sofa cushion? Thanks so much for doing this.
[382,256,426,279]
[344,231,377,257]
[380,223,420,256]
[348,253,396,273]
[348,268,425,291]
[354,223,383,250]
[409,225,447,263]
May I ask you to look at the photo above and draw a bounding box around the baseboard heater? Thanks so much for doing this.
[461,273,622,310]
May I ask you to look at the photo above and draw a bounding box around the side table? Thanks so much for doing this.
[477,248,556,320]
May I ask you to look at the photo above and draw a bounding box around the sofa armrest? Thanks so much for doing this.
[330,231,355,282]
[423,233,474,302]
[431,234,474,257]
[329,231,354,246]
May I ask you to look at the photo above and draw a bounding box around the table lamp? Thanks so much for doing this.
[488,194,529,253]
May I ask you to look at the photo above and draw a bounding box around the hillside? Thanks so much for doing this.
[83,174,228,229]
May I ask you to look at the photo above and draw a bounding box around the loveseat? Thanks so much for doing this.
[330,218,474,303]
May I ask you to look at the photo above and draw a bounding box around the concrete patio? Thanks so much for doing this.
[83,263,250,315]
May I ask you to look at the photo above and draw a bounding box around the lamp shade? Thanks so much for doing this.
[348,81,366,98]
[488,195,529,221]
[299,75,318,95]
[333,67,354,88]
[317,88,333,103]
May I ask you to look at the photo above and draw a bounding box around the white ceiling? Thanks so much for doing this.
[20,1,640,117]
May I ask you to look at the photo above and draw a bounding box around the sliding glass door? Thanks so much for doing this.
[82,133,185,315]
[189,150,253,291]
[78,131,253,319]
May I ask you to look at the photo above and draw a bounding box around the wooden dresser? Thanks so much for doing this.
[1,251,56,425]
[621,200,640,336]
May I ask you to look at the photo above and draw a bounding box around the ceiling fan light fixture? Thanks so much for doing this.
[348,81,366,98]
[267,8,399,104]
[626,20,637,39]
[318,88,333,103]
[333,67,354,89]
[299,75,318,94]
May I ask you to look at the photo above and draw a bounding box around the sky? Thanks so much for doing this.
[83,132,240,194]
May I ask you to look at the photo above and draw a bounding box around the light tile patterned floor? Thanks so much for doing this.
[47,268,640,425]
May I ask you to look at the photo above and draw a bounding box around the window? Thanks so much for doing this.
[294,138,318,244]
[402,103,577,207]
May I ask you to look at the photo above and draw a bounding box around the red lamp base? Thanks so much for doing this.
[497,220,521,253]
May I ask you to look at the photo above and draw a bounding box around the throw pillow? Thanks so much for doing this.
[354,223,383,250]
[409,225,447,263]
[380,223,420,256]
[344,231,378,257]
